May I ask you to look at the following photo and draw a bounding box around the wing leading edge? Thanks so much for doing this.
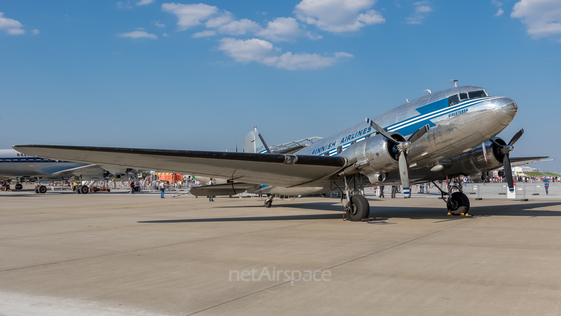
[14,145,347,187]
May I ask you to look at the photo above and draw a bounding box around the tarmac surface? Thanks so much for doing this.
[2,190,561,315]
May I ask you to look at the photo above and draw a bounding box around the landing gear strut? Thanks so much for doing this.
[338,175,370,221]
[264,195,275,208]
[432,177,470,216]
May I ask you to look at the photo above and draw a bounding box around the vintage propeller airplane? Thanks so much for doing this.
[14,85,546,221]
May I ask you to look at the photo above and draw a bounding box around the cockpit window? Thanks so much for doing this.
[448,94,460,107]
[459,92,468,100]
[468,90,487,99]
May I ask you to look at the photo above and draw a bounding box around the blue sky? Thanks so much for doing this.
[1,0,561,172]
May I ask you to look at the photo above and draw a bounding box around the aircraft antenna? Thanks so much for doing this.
[406,98,409,103]
[452,79,459,87]
[423,89,432,95]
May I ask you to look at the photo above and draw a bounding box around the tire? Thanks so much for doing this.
[347,195,370,221]
[34,186,39,193]
[448,192,469,215]
[264,200,272,208]
[38,185,47,194]
[76,185,82,194]
[80,185,89,194]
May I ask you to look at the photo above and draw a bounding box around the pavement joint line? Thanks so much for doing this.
[185,217,472,316]
[0,222,311,274]
[0,200,208,215]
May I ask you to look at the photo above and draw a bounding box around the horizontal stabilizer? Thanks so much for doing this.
[190,183,260,196]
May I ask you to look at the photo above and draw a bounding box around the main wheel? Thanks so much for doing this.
[38,185,47,194]
[448,192,470,215]
[80,185,89,194]
[346,195,370,221]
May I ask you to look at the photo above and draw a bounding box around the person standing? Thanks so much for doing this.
[543,177,550,195]
[379,185,385,198]
[391,185,397,198]
[129,180,135,194]
[159,181,166,198]
[208,179,215,202]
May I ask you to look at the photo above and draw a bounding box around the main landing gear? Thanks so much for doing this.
[432,177,470,216]
[35,185,47,194]
[338,175,370,222]
[75,185,89,194]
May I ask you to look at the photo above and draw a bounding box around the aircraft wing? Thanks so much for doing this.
[14,145,347,186]
[509,156,550,167]
[50,164,103,176]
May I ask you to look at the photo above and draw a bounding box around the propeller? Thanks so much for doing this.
[366,119,430,198]
[489,129,524,192]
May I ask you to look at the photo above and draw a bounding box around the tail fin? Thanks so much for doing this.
[243,127,271,154]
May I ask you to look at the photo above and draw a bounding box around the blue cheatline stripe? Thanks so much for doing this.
[388,98,495,132]
[403,187,410,194]
[313,96,496,156]
[386,97,495,131]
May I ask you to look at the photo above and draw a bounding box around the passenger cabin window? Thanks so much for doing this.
[459,92,468,100]
[468,90,487,99]
[448,94,460,107]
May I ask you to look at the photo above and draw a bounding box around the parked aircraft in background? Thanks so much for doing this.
[15,85,547,220]
[0,149,130,194]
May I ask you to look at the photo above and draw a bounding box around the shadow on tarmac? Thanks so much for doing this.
[138,200,561,223]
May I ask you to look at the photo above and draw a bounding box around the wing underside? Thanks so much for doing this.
[14,145,347,187]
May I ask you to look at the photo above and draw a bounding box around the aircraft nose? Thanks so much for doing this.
[493,97,518,126]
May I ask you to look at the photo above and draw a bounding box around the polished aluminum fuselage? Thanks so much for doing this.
[258,86,518,194]
[0,149,102,181]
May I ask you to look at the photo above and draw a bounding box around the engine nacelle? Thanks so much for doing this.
[340,133,403,184]
[447,137,506,177]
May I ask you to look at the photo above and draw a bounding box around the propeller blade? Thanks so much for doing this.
[489,138,501,146]
[503,154,514,192]
[365,118,399,143]
[407,124,430,143]
[481,142,488,164]
[508,128,524,146]
[398,152,410,198]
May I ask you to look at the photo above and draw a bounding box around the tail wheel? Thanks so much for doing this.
[346,195,370,221]
[448,192,470,215]
[264,200,272,208]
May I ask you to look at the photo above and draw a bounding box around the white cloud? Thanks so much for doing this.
[218,38,274,63]
[162,32,170,37]
[162,3,218,30]
[0,12,25,35]
[217,37,352,70]
[116,1,133,9]
[257,17,301,42]
[492,0,504,16]
[406,1,433,25]
[137,0,155,6]
[119,30,158,39]
[334,52,354,58]
[217,19,262,35]
[192,30,216,38]
[294,0,385,33]
[153,21,165,28]
[32,29,39,35]
[511,0,561,38]
[205,11,234,28]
